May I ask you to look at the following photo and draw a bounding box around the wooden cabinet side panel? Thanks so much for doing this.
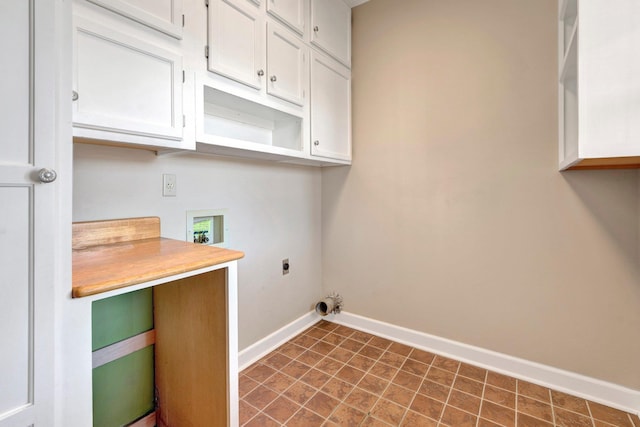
[154,269,229,427]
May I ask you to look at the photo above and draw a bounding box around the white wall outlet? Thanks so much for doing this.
[162,174,177,197]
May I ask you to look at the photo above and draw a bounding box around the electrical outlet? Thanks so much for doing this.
[163,174,177,197]
[282,258,290,275]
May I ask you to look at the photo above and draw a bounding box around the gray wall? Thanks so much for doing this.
[322,0,640,389]
[73,144,323,350]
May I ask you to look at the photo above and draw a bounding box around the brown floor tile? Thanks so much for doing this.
[348,353,377,372]
[517,380,550,403]
[448,389,481,415]
[393,370,423,392]
[245,384,279,410]
[589,401,635,427]
[283,380,316,405]
[336,365,366,385]
[554,407,594,427]
[631,414,640,427]
[458,363,487,382]
[484,384,515,409]
[243,412,280,427]
[358,374,390,396]
[306,327,330,340]
[551,390,590,416]
[311,340,336,355]
[327,347,355,363]
[359,344,385,360]
[360,415,391,427]
[517,395,553,423]
[282,360,313,378]
[239,375,260,398]
[369,336,394,350]
[425,367,456,387]
[316,320,339,331]
[410,394,444,420]
[305,391,340,418]
[440,404,477,427]
[279,342,307,359]
[408,348,436,365]
[370,398,407,425]
[344,387,378,413]
[350,330,375,343]
[263,396,300,423]
[300,368,331,389]
[431,355,460,373]
[480,400,515,426]
[478,418,503,427]
[264,351,294,370]
[316,356,344,376]
[401,358,430,376]
[370,361,399,381]
[401,410,438,426]
[291,334,318,348]
[486,371,517,392]
[379,350,408,368]
[286,407,325,427]
[322,377,354,400]
[239,399,259,425]
[244,363,277,383]
[297,350,325,367]
[453,375,484,397]
[518,413,553,427]
[388,342,413,356]
[333,325,356,338]
[263,371,296,393]
[339,338,365,353]
[383,383,416,407]
[328,403,367,426]
[418,379,450,402]
[322,332,347,346]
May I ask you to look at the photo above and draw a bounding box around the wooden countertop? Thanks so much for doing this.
[72,217,244,298]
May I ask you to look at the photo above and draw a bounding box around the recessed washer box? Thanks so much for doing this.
[186,209,229,248]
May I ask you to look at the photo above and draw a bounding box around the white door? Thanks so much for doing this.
[310,51,351,161]
[310,0,351,67]
[267,22,306,106]
[266,0,305,35]
[208,0,264,90]
[0,0,58,425]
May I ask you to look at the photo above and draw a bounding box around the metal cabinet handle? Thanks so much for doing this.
[72,91,78,101]
[257,69,265,76]
[313,140,320,146]
[314,26,319,32]
[270,75,277,82]
[38,168,57,183]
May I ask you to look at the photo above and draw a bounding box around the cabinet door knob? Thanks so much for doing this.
[257,69,264,77]
[314,26,319,32]
[72,91,79,101]
[38,168,57,183]
[313,140,320,146]
[270,75,277,82]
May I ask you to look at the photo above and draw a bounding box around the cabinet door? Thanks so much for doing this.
[310,51,351,161]
[87,0,183,38]
[267,0,305,35]
[0,0,59,425]
[208,0,264,90]
[72,16,184,146]
[310,0,350,67]
[267,22,306,106]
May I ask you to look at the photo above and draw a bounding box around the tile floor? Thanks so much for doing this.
[239,321,640,427]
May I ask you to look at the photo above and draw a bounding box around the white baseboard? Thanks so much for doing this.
[326,311,640,415]
[238,311,322,371]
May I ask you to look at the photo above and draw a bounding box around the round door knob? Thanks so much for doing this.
[72,91,79,101]
[257,69,264,77]
[270,75,277,82]
[313,140,320,146]
[38,168,57,183]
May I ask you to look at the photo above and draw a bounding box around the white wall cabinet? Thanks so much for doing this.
[72,14,185,149]
[311,0,351,68]
[310,51,351,161]
[558,0,640,170]
[86,0,184,38]
[267,0,305,35]
[267,21,307,106]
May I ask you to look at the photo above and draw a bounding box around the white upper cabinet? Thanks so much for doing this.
[208,0,264,90]
[267,22,307,106]
[558,0,640,170]
[311,0,351,67]
[310,50,351,161]
[86,0,183,38]
[266,0,305,36]
[72,15,185,148]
